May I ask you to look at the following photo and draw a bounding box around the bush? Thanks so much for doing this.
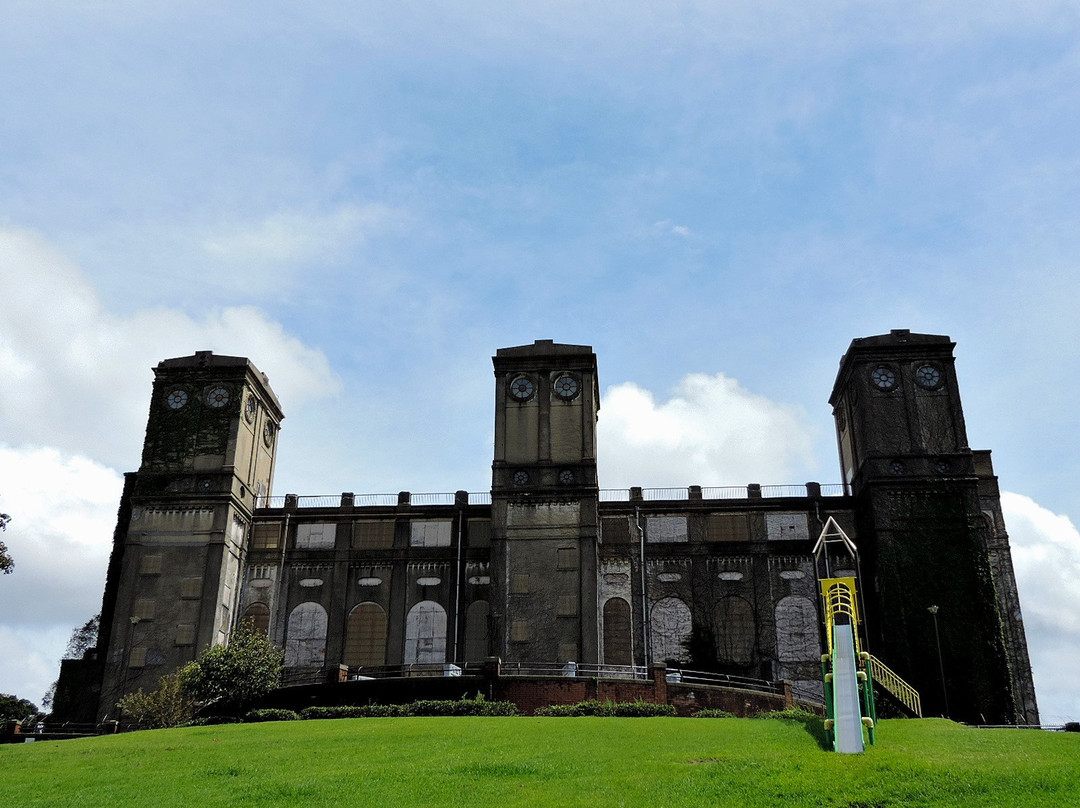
[411,695,517,717]
[300,705,408,720]
[245,708,299,723]
[754,707,819,721]
[300,697,516,720]
[613,701,675,717]
[116,674,193,729]
[691,708,736,718]
[183,715,242,727]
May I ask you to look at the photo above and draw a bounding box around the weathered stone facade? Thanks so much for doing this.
[56,331,1039,726]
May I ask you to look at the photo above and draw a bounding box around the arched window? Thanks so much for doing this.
[463,600,490,662]
[775,596,820,662]
[603,597,633,666]
[343,602,387,667]
[404,600,447,664]
[649,597,691,665]
[242,602,271,637]
[284,602,327,667]
[714,596,755,665]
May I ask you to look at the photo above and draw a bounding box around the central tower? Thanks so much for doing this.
[490,340,601,665]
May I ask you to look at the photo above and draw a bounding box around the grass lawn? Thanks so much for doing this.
[1,717,1077,807]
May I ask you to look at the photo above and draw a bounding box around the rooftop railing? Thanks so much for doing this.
[256,483,848,510]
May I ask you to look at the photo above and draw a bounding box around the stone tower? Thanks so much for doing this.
[830,330,1038,723]
[489,340,601,665]
[94,352,283,718]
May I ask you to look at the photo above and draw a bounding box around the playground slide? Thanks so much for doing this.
[831,622,865,754]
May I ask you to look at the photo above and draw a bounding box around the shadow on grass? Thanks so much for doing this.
[756,710,830,750]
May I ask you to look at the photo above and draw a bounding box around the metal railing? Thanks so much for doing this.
[867,654,922,717]
[257,483,851,511]
[664,668,782,695]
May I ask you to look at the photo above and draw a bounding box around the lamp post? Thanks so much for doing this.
[927,606,950,718]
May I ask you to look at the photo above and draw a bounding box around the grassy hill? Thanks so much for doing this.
[2,717,1077,807]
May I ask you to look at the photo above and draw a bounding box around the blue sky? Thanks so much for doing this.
[1,1,1079,723]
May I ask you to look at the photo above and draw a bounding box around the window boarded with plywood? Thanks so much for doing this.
[251,523,281,550]
[603,597,633,666]
[343,602,387,667]
[707,514,750,543]
[602,517,631,545]
[354,521,395,550]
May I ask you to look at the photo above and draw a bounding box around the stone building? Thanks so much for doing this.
[55,331,1039,725]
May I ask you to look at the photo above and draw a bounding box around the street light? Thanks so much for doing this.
[927,606,950,718]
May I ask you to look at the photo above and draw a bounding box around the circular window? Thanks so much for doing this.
[889,460,906,475]
[244,394,258,422]
[206,386,231,408]
[509,376,535,401]
[870,366,897,391]
[263,421,276,447]
[166,389,188,410]
[553,374,580,400]
[512,469,529,486]
[558,469,575,485]
[915,364,942,390]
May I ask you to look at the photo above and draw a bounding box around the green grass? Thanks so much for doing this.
[2,718,1078,807]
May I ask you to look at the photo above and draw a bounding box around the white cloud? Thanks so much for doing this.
[0,226,342,470]
[201,203,402,277]
[0,446,123,705]
[597,373,815,489]
[1001,491,1080,724]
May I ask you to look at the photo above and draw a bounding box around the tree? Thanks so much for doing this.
[179,620,283,715]
[63,613,100,660]
[116,675,192,729]
[0,693,39,722]
[0,506,13,575]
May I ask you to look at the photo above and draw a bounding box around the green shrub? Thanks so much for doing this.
[534,700,613,717]
[300,705,407,720]
[301,697,516,720]
[183,715,242,727]
[613,701,676,717]
[691,708,736,718]
[754,707,818,721]
[244,708,299,723]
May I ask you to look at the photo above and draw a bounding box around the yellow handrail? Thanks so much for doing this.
[867,654,922,717]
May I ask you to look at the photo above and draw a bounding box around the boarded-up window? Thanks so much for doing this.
[766,513,810,542]
[707,514,750,543]
[602,517,631,545]
[404,600,447,664]
[467,519,491,548]
[557,594,578,617]
[175,624,196,646]
[296,523,336,550]
[251,523,281,550]
[284,602,327,667]
[343,602,387,667]
[464,600,490,662]
[510,573,530,594]
[511,620,531,643]
[354,521,394,550]
[410,520,452,548]
[558,643,577,662]
[243,602,271,637]
[603,598,633,666]
[180,577,202,600]
[129,647,147,668]
[775,596,820,662]
[715,596,755,665]
[557,547,578,570]
[646,516,688,543]
[139,554,162,575]
[650,597,691,664]
[133,598,156,621]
